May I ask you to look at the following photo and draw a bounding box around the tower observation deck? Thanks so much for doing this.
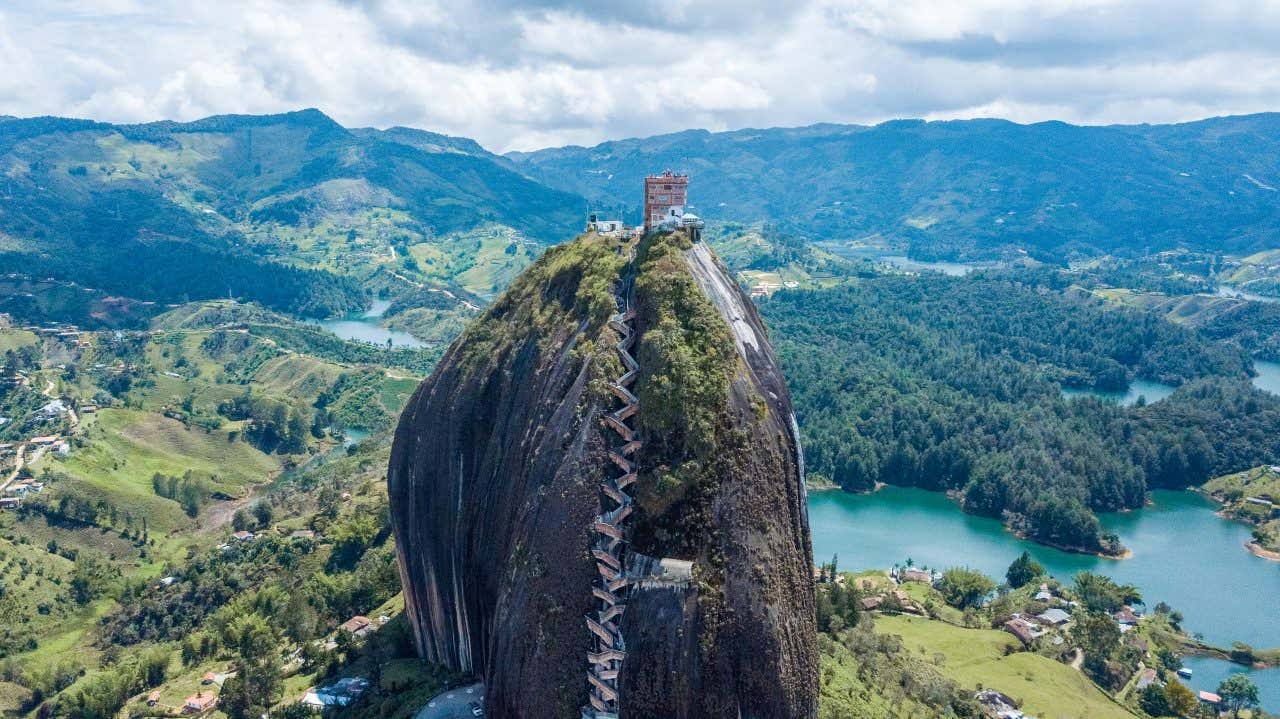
[643,171,688,232]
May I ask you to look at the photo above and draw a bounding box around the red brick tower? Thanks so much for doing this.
[643,171,688,232]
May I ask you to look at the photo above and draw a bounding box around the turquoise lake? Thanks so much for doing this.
[808,486,1280,649]
[1060,363,1277,405]
[879,255,980,277]
[808,486,1280,708]
[1180,656,1280,711]
[1254,360,1280,396]
[1061,378,1177,406]
[311,299,427,349]
[341,427,370,447]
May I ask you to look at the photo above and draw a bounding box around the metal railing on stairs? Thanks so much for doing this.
[582,275,641,719]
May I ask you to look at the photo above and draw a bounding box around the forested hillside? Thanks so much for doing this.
[0,299,430,715]
[509,114,1280,261]
[0,110,584,317]
[763,273,1280,554]
[7,109,1280,323]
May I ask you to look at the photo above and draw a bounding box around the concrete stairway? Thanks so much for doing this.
[582,283,641,719]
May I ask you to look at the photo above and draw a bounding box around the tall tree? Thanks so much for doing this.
[1005,551,1044,589]
[1217,674,1260,718]
[221,612,284,719]
[1073,572,1141,613]
[1072,612,1121,681]
[937,567,995,609]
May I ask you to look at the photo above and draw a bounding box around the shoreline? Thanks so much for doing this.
[1179,638,1280,670]
[812,482,1132,560]
[1006,526,1132,560]
[1245,540,1280,562]
[1196,487,1280,561]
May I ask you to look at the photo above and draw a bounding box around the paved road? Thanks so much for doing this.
[415,682,485,719]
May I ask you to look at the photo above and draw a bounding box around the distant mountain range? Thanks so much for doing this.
[2,109,1278,317]
[0,109,582,315]
[509,114,1280,261]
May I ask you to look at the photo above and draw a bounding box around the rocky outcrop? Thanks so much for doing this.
[388,230,817,718]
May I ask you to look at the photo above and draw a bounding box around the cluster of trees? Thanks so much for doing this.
[315,370,393,433]
[1,345,49,440]
[49,646,169,718]
[0,228,366,318]
[219,391,311,454]
[746,223,820,270]
[1004,551,1044,589]
[248,323,439,375]
[936,568,996,610]
[151,471,217,517]
[67,554,115,605]
[0,659,82,714]
[1068,255,1217,296]
[814,584,862,636]
[819,620,982,718]
[45,493,121,531]
[1061,571,1151,691]
[105,497,396,649]
[232,501,275,533]
[217,612,285,719]
[0,385,47,442]
[105,537,297,646]
[2,344,41,374]
[763,273,1280,551]
[635,231,735,462]
[18,479,153,549]
[1072,571,1141,614]
[1195,297,1280,361]
[1072,610,1137,689]
[1137,679,1202,718]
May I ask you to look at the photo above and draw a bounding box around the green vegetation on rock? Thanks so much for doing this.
[635,231,735,459]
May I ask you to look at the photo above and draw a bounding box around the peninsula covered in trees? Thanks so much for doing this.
[764,271,1280,554]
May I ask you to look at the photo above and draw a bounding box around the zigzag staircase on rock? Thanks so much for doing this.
[582,273,641,719]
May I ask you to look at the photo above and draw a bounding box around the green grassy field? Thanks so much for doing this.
[876,615,1137,719]
[80,409,277,485]
[245,205,427,276]
[1204,465,1280,551]
[1206,465,1280,501]
[1224,249,1280,290]
[1,301,428,714]
[378,374,421,412]
[409,225,540,298]
[0,530,75,646]
[10,597,115,671]
[819,636,934,718]
[34,409,281,548]
[251,353,345,399]
[895,580,967,624]
[0,328,38,353]
[0,522,116,672]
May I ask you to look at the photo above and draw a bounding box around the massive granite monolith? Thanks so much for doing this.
[388,230,817,718]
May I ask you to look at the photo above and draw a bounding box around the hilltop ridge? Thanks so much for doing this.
[508,113,1280,261]
[0,108,585,318]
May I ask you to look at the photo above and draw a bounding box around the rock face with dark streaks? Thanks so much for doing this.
[388,230,817,718]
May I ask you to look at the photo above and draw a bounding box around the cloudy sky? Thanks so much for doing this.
[2,1,1279,152]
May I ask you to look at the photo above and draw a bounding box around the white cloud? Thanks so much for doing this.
[0,1,1278,151]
